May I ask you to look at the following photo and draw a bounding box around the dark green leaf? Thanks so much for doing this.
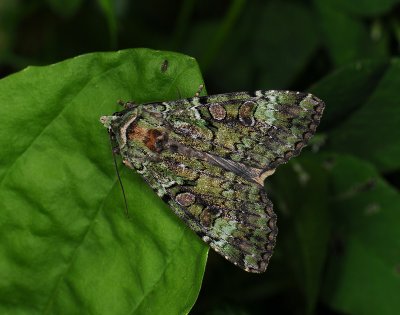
[0,0,20,62]
[252,1,320,89]
[200,0,246,71]
[269,153,330,314]
[334,0,400,16]
[195,1,319,91]
[311,58,400,172]
[0,48,208,314]
[314,0,390,66]
[97,0,118,48]
[322,154,400,315]
[46,0,83,17]
[310,59,388,131]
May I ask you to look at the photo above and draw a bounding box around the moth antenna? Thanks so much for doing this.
[112,149,130,219]
[108,131,130,219]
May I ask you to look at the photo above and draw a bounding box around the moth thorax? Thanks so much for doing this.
[127,124,168,153]
[144,129,166,152]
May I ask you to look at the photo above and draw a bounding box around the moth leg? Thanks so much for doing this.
[194,84,204,97]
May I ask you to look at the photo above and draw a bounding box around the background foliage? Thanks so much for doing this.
[1,0,399,314]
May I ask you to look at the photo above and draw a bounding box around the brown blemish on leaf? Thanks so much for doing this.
[161,59,169,72]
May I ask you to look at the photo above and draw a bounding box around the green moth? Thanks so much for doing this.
[100,90,324,273]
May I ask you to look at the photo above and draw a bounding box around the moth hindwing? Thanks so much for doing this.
[100,90,325,273]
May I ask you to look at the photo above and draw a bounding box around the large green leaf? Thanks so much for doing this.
[322,154,400,315]
[310,58,400,172]
[0,48,208,314]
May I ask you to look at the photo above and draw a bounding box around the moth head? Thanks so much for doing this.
[99,115,118,129]
[100,108,141,152]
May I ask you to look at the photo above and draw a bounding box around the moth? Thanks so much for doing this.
[100,89,324,273]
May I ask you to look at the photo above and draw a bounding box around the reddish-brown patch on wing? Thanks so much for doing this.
[143,129,161,152]
[126,122,167,153]
[144,129,169,153]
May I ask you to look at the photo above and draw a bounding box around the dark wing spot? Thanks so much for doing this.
[239,101,256,126]
[209,104,227,121]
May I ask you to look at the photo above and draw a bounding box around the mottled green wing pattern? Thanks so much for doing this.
[100,90,324,273]
[163,90,324,173]
[137,151,277,272]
